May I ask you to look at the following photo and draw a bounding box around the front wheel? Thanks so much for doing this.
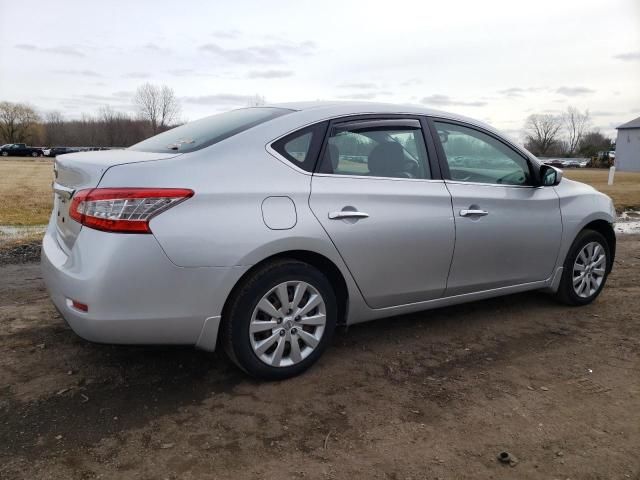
[222,259,337,380]
[31,151,38,157]
[555,229,610,305]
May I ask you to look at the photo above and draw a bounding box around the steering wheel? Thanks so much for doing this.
[451,170,472,181]
[496,170,526,185]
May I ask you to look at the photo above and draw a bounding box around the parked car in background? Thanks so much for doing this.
[542,158,590,169]
[43,147,78,157]
[0,143,44,157]
[42,102,617,380]
[542,158,567,168]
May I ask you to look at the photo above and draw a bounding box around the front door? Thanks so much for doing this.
[431,120,563,296]
[310,118,455,309]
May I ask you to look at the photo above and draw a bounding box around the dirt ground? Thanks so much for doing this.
[0,237,639,480]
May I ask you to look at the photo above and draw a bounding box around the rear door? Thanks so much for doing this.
[309,117,455,309]
[430,119,562,296]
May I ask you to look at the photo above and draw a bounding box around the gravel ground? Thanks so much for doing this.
[0,236,639,479]
[0,240,42,266]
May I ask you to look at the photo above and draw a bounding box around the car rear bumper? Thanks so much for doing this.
[40,220,248,351]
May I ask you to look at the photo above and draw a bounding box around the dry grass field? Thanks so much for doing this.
[0,158,638,229]
[564,168,640,212]
[0,158,53,226]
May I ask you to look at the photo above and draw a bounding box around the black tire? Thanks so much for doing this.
[1,152,8,157]
[555,229,610,306]
[221,259,337,380]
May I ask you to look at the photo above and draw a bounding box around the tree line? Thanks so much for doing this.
[524,106,613,158]
[0,83,181,148]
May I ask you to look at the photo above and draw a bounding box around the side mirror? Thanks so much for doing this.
[540,165,563,186]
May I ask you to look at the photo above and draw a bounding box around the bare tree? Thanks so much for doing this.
[562,107,590,156]
[43,111,67,146]
[524,114,562,156]
[0,101,40,143]
[99,105,134,146]
[133,83,181,134]
[247,94,266,107]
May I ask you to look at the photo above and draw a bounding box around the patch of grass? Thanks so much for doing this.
[0,159,53,226]
[563,168,640,212]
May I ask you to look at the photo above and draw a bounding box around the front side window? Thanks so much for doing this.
[434,121,531,185]
[130,107,292,154]
[318,121,431,179]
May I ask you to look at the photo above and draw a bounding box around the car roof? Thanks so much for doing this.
[268,100,496,133]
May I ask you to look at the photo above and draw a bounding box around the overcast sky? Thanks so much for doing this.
[0,0,638,140]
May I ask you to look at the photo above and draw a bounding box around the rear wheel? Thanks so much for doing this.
[1,151,8,157]
[222,259,337,380]
[31,151,38,157]
[555,229,610,305]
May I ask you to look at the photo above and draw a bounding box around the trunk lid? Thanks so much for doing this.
[53,150,181,251]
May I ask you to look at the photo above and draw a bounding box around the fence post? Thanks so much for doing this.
[608,166,615,186]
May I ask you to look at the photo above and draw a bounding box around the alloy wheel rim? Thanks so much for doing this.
[249,281,326,367]
[572,241,606,298]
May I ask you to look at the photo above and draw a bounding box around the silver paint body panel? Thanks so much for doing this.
[41,102,616,349]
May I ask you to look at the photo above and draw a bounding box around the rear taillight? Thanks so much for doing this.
[69,188,193,233]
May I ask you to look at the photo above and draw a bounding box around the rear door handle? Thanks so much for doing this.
[459,209,488,217]
[328,211,369,220]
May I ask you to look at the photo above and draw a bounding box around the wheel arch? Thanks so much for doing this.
[220,250,350,336]
[582,219,616,272]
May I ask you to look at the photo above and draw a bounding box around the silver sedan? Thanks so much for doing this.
[42,102,616,379]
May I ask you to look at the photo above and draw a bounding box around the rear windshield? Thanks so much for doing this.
[129,107,292,154]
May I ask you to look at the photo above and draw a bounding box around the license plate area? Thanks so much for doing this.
[55,193,70,229]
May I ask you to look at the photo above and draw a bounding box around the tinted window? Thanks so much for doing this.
[271,122,328,172]
[130,107,292,154]
[434,121,530,185]
[318,122,431,179]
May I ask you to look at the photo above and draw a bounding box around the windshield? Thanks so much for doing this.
[129,107,292,154]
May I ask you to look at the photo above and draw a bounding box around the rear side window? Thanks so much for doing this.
[129,107,292,154]
[271,122,328,172]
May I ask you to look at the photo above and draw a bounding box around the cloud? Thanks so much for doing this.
[53,69,102,77]
[338,82,378,89]
[247,69,294,79]
[401,78,422,87]
[613,51,640,61]
[142,42,170,52]
[337,93,378,100]
[556,86,595,96]
[498,87,525,97]
[198,40,316,64]
[123,72,150,79]
[420,94,487,107]
[168,68,194,76]
[181,94,251,106]
[16,43,84,57]
[336,90,392,100]
[212,29,241,39]
[497,86,548,97]
[56,91,135,111]
[166,69,218,78]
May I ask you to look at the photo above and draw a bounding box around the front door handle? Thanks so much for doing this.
[459,209,489,217]
[328,211,369,220]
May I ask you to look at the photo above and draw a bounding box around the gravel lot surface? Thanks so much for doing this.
[1,236,639,479]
